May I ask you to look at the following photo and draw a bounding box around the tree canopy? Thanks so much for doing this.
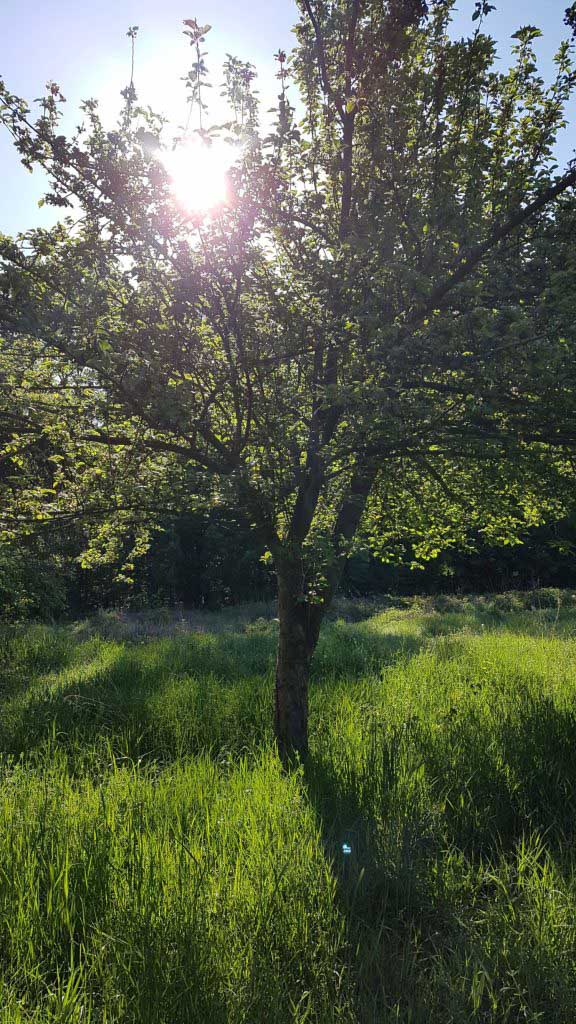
[1,0,576,754]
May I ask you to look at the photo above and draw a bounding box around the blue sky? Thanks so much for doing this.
[1,0,574,236]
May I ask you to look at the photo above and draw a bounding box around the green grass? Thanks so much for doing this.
[2,591,576,1021]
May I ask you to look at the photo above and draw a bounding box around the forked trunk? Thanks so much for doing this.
[274,565,323,761]
[273,468,377,759]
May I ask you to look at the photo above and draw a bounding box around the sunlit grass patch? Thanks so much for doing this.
[0,752,349,1023]
[2,592,576,1021]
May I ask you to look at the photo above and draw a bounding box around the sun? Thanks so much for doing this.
[163,138,232,213]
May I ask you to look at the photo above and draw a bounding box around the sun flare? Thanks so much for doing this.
[163,138,233,213]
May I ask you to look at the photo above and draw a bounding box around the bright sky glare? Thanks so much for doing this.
[163,138,234,213]
[0,0,574,234]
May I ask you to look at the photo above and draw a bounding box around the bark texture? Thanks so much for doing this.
[274,560,322,761]
[274,467,378,760]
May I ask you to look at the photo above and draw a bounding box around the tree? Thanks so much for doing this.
[1,1,576,757]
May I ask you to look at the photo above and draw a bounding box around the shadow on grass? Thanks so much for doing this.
[0,624,74,700]
[0,620,425,766]
[3,614,576,1020]
[420,605,576,640]
[427,693,576,850]
[0,633,274,763]
[303,692,576,1020]
[312,623,423,683]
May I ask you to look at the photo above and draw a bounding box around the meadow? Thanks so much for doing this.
[1,590,576,1023]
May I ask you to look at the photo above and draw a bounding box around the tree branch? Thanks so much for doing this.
[301,0,344,117]
[409,165,576,323]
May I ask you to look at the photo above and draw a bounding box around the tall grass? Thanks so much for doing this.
[1,592,576,1021]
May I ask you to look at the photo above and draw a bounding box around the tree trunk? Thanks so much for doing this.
[274,562,323,761]
[273,468,379,760]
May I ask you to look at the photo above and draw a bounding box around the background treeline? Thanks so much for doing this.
[2,510,575,621]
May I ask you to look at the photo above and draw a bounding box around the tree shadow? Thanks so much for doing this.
[312,621,423,684]
[420,604,576,640]
[1,619,426,766]
[424,692,576,852]
[303,692,576,1020]
[0,624,73,700]
[5,613,576,1019]
[0,632,276,763]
